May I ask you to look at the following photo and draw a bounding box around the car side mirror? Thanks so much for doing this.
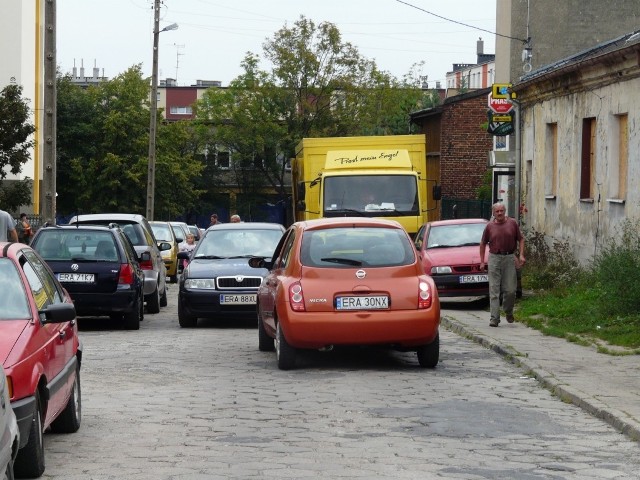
[41,302,77,324]
[248,257,273,270]
[140,251,152,262]
[158,241,172,251]
[177,251,191,260]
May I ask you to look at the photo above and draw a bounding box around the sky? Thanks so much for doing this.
[57,0,496,88]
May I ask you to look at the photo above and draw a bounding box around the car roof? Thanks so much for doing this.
[38,224,117,232]
[207,222,285,231]
[68,213,146,223]
[427,218,488,227]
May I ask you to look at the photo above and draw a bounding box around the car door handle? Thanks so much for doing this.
[59,330,66,340]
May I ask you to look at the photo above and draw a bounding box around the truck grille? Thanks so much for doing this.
[216,276,263,290]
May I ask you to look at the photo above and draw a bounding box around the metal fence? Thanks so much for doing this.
[441,198,492,220]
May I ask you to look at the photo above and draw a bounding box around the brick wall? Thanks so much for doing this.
[440,94,492,199]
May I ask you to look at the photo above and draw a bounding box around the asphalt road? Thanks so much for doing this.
[40,285,640,479]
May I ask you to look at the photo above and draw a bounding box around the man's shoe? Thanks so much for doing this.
[489,319,499,327]
[506,314,515,323]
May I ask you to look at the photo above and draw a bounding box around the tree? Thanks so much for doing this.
[195,16,439,213]
[56,66,204,217]
[0,84,35,210]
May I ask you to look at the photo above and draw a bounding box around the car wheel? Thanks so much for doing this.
[178,300,197,328]
[258,310,274,352]
[139,290,145,321]
[13,391,45,478]
[275,321,296,370]
[50,367,82,433]
[146,285,161,314]
[160,286,168,307]
[417,332,439,368]
[123,296,141,330]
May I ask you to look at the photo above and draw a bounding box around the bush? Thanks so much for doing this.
[590,220,640,317]
[522,228,581,291]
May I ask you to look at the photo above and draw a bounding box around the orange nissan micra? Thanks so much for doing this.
[249,218,440,370]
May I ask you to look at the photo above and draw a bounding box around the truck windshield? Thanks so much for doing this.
[323,175,418,217]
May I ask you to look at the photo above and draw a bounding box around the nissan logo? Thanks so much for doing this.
[355,269,366,279]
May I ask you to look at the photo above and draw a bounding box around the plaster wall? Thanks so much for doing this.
[522,75,640,263]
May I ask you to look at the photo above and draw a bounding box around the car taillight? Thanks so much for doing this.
[418,281,432,309]
[6,376,13,399]
[288,282,306,311]
[139,257,153,270]
[119,263,135,285]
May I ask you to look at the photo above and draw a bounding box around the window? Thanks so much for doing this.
[217,151,230,169]
[610,114,628,201]
[545,123,558,197]
[580,117,596,200]
[169,106,193,115]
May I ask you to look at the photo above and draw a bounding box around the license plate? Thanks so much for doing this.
[460,274,488,284]
[58,273,95,283]
[336,296,389,310]
[220,294,256,305]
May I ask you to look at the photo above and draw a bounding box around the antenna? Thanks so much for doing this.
[174,44,185,82]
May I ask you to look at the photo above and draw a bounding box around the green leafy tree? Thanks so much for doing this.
[0,84,35,210]
[56,66,204,217]
[196,16,436,212]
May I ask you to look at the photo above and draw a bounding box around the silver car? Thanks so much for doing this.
[1,366,19,480]
[67,213,171,313]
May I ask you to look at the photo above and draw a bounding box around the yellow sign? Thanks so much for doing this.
[324,150,412,170]
[492,83,512,99]
[491,114,513,122]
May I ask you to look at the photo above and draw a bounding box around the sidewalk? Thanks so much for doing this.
[440,300,640,443]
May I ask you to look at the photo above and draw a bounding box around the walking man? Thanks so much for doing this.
[479,202,525,327]
[0,208,18,242]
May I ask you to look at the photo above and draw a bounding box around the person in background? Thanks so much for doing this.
[0,208,18,242]
[209,213,221,227]
[479,202,525,327]
[179,233,197,271]
[230,214,241,223]
[16,213,33,244]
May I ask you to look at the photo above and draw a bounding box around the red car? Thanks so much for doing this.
[414,218,489,298]
[249,218,440,370]
[0,242,82,478]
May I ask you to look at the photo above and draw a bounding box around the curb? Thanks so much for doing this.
[441,316,640,443]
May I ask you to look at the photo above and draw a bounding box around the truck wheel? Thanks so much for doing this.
[276,321,296,370]
[50,368,82,433]
[14,392,45,478]
[417,333,439,368]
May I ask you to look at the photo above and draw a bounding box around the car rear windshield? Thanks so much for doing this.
[0,259,31,319]
[33,230,119,262]
[300,227,415,267]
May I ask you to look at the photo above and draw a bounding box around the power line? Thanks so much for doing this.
[395,0,528,43]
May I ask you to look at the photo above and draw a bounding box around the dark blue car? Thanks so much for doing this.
[177,222,285,327]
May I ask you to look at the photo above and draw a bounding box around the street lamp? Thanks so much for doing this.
[146,3,178,221]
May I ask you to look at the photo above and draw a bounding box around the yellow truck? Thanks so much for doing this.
[292,134,434,236]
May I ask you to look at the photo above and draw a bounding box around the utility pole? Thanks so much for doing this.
[43,0,57,224]
[146,0,161,221]
[146,1,177,221]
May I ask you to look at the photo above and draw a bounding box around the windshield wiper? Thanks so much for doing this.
[320,257,362,266]
[227,255,254,259]
[326,208,366,217]
[194,255,226,259]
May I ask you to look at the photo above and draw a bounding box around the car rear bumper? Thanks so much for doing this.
[280,308,440,349]
[179,289,257,318]
[71,290,139,316]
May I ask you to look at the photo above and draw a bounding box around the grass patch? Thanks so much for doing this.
[517,222,640,354]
